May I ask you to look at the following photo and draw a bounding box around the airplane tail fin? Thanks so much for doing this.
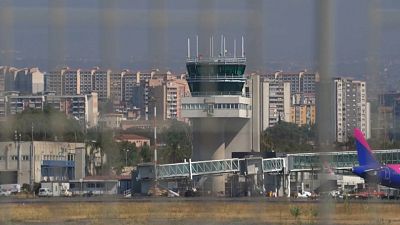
[354,128,380,167]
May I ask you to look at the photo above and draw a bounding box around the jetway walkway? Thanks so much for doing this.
[288,149,400,172]
[156,158,285,180]
[153,149,400,180]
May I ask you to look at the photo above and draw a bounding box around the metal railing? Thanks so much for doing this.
[191,158,240,176]
[262,158,285,173]
[288,149,400,172]
[156,157,284,180]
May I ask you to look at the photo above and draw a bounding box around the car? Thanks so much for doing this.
[38,188,52,197]
[0,190,11,196]
[297,191,312,198]
[62,189,73,197]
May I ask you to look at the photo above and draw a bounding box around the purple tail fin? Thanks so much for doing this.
[354,128,379,167]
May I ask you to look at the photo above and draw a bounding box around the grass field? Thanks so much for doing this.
[0,199,399,225]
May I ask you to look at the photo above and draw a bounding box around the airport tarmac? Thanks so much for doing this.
[1,197,400,225]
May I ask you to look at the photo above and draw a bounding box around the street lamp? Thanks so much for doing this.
[125,149,130,167]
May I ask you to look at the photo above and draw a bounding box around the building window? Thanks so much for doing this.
[22,155,29,161]
[11,155,18,160]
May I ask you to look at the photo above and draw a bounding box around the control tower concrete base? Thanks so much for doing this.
[191,117,254,195]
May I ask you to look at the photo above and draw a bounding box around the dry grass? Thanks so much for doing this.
[0,200,399,225]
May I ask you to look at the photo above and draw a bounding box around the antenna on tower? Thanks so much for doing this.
[223,36,226,57]
[241,36,244,58]
[220,35,223,57]
[211,36,214,58]
[196,35,199,58]
[187,38,191,59]
[209,37,212,58]
[234,39,237,58]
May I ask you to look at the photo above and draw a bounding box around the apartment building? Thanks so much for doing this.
[123,71,139,105]
[45,68,66,95]
[0,96,7,118]
[79,69,94,94]
[264,71,318,95]
[166,78,190,121]
[93,69,110,100]
[7,94,45,114]
[290,104,316,126]
[45,92,99,128]
[260,80,291,130]
[110,71,124,104]
[0,67,44,95]
[63,69,80,95]
[334,77,370,143]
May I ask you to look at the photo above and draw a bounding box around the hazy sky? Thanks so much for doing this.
[1,0,400,76]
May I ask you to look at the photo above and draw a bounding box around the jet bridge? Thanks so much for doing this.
[154,157,285,180]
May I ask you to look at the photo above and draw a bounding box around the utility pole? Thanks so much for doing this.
[125,149,130,167]
[31,123,35,197]
[154,105,158,182]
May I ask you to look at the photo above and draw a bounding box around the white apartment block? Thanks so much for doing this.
[334,78,370,143]
[261,80,291,130]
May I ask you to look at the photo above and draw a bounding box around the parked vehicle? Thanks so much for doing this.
[62,189,73,197]
[38,188,52,197]
[0,184,21,193]
[297,191,312,198]
[0,190,11,196]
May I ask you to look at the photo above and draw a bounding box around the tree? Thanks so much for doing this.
[261,121,315,153]
[140,144,152,163]
[161,120,192,163]
[0,107,84,142]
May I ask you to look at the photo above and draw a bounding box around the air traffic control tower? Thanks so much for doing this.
[182,36,260,195]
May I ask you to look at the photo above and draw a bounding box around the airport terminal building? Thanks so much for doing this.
[0,141,85,185]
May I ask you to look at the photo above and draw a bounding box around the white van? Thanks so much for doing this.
[38,188,52,197]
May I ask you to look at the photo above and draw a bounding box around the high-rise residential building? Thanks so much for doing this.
[63,69,81,95]
[0,67,5,93]
[0,96,7,118]
[166,78,190,121]
[377,92,400,140]
[45,68,66,95]
[79,69,94,95]
[290,104,316,126]
[4,67,19,92]
[334,77,370,143]
[264,71,319,95]
[0,67,44,95]
[123,71,139,105]
[92,69,110,100]
[110,71,124,104]
[260,80,291,130]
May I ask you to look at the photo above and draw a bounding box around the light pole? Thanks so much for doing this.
[125,149,130,167]
[154,105,157,182]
